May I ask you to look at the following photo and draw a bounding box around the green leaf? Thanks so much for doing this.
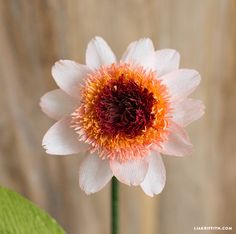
[0,186,66,234]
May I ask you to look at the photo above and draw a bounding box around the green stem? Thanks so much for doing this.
[111,177,119,234]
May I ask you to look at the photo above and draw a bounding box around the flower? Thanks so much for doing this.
[40,37,205,196]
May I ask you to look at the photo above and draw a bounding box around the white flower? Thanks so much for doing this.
[40,37,205,196]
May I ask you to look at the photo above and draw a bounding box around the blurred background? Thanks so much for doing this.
[0,0,235,233]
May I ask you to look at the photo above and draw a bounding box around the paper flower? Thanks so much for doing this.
[40,37,204,196]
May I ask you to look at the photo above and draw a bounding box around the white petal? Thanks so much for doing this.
[172,98,205,127]
[52,60,91,99]
[160,69,201,101]
[121,38,154,64]
[42,117,88,155]
[40,89,78,120]
[79,154,113,194]
[86,36,116,69]
[110,159,148,186]
[154,49,180,76]
[139,49,180,73]
[141,151,166,197]
[157,122,193,156]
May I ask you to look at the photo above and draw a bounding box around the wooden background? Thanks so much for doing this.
[0,0,235,233]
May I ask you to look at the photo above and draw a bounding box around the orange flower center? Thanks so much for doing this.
[71,63,170,162]
[95,74,156,138]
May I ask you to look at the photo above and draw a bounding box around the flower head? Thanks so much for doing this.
[40,37,205,196]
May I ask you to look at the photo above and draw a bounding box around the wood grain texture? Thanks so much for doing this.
[0,0,235,233]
